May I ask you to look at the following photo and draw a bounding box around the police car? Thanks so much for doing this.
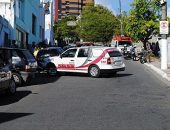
[39,46,125,77]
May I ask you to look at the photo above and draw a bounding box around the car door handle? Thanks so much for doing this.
[70,60,74,61]
[88,60,92,61]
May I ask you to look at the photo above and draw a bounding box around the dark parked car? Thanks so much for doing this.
[36,47,64,75]
[0,49,16,95]
[0,47,38,86]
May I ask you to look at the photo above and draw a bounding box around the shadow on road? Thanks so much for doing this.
[57,72,133,78]
[0,112,33,124]
[102,73,133,78]
[26,73,61,86]
[0,90,32,106]
[59,72,89,77]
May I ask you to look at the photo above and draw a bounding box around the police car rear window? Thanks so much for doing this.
[108,51,122,57]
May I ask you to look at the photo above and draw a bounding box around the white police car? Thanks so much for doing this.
[40,46,125,77]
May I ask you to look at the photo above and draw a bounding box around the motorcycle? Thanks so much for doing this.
[122,46,131,59]
[138,50,148,64]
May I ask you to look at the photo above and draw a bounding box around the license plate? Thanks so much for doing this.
[115,61,122,66]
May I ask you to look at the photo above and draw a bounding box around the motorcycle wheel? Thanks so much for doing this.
[140,58,145,64]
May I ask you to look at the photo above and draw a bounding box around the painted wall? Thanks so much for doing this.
[0,0,45,47]
[15,0,45,45]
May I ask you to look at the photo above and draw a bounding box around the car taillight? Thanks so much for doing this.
[107,58,112,64]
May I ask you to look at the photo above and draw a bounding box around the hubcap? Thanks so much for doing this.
[13,75,20,83]
[48,68,57,75]
[90,67,98,77]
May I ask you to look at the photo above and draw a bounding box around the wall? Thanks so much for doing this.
[0,0,45,48]
[15,0,45,46]
[0,2,14,47]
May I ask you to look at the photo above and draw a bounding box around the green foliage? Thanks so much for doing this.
[77,5,119,43]
[124,0,161,44]
[54,16,79,44]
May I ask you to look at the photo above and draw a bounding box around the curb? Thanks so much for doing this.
[145,63,170,82]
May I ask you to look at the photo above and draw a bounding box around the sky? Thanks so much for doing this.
[95,0,170,17]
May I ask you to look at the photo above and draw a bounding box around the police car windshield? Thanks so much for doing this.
[118,41,132,46]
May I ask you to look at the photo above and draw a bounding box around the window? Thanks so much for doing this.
[66,1,70,5]
[108,51,122,57]
[16,29,24,48]
[77,48,88,57]
[61,49,77,58]
[12,50,22,66]
[39,26,42,38]
[19,0,24,21]
[32,14,36,35]
[49,49,62,57]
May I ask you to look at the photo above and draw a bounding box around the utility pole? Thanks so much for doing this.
[160,0,168,70]
[119,0,123,36]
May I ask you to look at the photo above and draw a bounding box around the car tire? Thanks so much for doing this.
[12,73,22,86]
[47,64,57,76]
[88,65,100,78]
[6,79,16,95]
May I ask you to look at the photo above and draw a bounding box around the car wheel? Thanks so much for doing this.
[12,73,22,86]
[47,64,57,76]
[6,79,16,95]
[88,65,100,78]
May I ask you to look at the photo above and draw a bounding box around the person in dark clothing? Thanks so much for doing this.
[130,45,137,61]
[155,41,160,57]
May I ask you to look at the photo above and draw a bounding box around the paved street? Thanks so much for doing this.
[1,60,170,130]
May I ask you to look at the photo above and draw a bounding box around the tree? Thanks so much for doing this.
[76,4,119,43]
[125,0,161,49]
[54,16,79,47]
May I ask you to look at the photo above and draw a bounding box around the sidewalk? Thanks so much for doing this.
[144,57,170,82]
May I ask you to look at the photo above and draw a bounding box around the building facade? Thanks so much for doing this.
[43,0,55,45]
[55,0,94,21]
[0,0,45,48]
[0,1,14,47]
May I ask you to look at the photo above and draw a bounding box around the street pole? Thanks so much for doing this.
[160,0,168,70]
[119,0,123,36]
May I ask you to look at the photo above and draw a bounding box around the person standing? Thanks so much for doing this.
[146,43,152,62]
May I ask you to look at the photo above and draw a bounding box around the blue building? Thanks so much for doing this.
[0,0,45,48]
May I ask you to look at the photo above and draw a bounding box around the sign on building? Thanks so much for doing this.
[160,21,169,34]
[67,21,76,26]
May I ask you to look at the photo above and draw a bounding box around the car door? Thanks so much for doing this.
[57,48,77,72]
[74,48,89,72]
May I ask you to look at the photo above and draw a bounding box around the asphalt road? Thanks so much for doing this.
[1,60,170,130]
